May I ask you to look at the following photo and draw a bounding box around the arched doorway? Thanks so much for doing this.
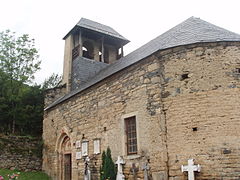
[56,133,72,180]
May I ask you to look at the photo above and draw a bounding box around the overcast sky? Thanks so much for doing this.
[0,0,240,84]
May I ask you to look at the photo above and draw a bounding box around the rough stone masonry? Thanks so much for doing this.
[43,17,240,180]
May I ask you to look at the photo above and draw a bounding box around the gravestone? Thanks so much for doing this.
[181,159,201,180]
[130,163,139,180]
[116,156,125,180]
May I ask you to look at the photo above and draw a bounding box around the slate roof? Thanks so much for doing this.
[71,56,109,90]
[45,17,240,110]
[63,18,129,43]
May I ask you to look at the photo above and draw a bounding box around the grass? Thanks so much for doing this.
[0,169,51,180]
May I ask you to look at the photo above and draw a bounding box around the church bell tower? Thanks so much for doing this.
[62,18,129,92]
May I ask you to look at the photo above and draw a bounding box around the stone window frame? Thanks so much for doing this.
[125,116,137,155]
[121,112,140,158]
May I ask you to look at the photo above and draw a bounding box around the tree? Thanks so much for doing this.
[0,70,10,132]
[42,73,62,89]
[0,30,41,134]
[0,30,41,83]
[100,147,117,180]
[19,85,44,135]
[100,150,106,180]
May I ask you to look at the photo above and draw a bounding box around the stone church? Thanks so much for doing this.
[43,17,240,180]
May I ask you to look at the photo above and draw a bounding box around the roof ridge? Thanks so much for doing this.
[63,17,129,42]
[194,17,240,37]
[78,18,119,35]
[77,18,129,41]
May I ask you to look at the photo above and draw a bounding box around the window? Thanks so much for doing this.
[125,116,137,155]
[180,73,189,80]
[236,68,240,74]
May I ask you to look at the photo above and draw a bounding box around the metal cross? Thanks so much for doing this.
[84,156,91,180]
[142,162,150,180]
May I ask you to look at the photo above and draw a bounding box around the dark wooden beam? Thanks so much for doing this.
[101,36,104,62]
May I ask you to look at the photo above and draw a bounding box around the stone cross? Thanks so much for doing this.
[142,162,150,180]
[84,156,91,180]
[181,159,201,180]
[115,156,125,180]
[130,163,139,180]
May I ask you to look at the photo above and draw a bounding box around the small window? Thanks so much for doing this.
[125,116,137,155]
[181,73,189,80]
[236,68,240,74]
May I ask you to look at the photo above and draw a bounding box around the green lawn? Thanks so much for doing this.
[0,169,51,180]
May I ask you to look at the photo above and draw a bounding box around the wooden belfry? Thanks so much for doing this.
[62,18,130,92]
[63,18,130,63]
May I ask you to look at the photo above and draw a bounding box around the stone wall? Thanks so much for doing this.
[165,89,240,180]
[160,42,240,180]
[161,42,240,96]
[43,42,240,180]
[44,84,66,108]
[43,55,168,180]
[0,135,42,171]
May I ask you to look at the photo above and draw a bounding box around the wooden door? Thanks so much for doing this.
[64,154,72,180]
